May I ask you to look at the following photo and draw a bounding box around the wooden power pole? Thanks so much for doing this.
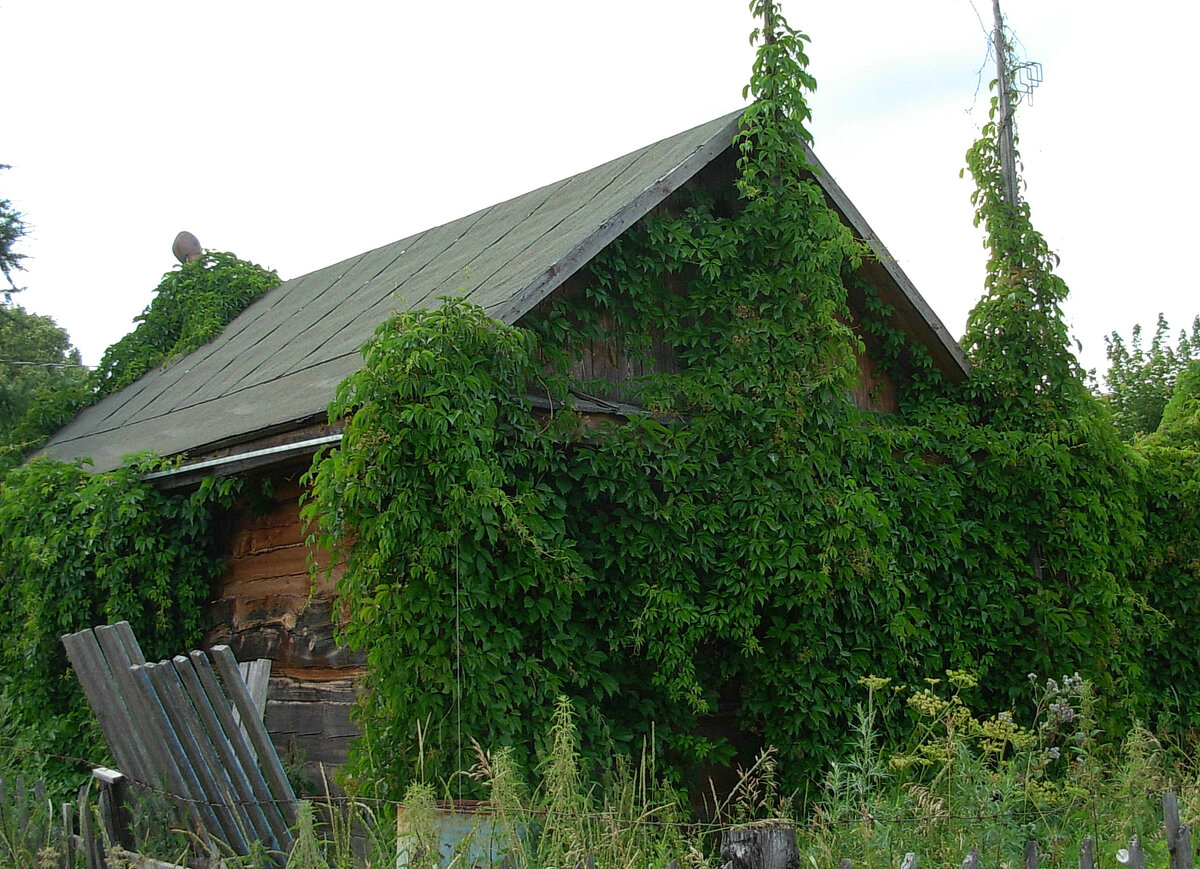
[992,0,1020,208]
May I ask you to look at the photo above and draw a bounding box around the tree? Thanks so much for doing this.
[0,305,89,465]
[1104,314,1200,441]
[0,166,27,300]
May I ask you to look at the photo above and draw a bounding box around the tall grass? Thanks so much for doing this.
[9,676,1199,868]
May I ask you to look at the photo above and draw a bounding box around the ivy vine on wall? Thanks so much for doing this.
[0,458,240,789]
[302,2,1156,799]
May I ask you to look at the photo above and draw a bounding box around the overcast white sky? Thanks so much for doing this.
[2,1,1195,379]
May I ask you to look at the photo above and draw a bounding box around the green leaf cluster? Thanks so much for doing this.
[302,299,597,799]
[91,250,278,398]
[0,457,240,791]
[0,165,26,296]
[1128,360,1200,726]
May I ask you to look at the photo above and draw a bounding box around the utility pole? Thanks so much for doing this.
[992,0,1020,208]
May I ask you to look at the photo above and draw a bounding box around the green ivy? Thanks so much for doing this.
[303,3,1162,799]
[302,299,602,798]
[0,457,240,791]
[1131,361,1200,727]
[92,251,278,398]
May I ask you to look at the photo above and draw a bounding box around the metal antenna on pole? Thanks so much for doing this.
[991,0,1042,208]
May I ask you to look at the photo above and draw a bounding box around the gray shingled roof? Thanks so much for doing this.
[39,111,966,473]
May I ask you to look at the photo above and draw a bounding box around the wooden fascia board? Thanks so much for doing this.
[490,113,744,326]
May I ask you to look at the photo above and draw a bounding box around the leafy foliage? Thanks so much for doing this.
[1128,360,1200,727]
[1105,314,1200,441]
[0,166,26,298]
[0,304,89,461]
[301,1,1160,801]
[302,298,592,798]
[0,457,240,791]
[92,250,278,398]
[954,33,1145,705]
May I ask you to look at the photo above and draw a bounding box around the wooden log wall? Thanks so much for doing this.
[204,463,362,791]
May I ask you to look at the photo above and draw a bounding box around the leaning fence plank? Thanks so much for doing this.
[234,658,272,761]
[211,645,298,826]
[900,853,917,869]
[172,655,278,850]
[62,629,151,783]
[962,847,980,869]
[126,662,225,840]
[190,650,294,851]
[144,661,250,854]
[92,626,191,808]
[110,620,149,666]
[1079,836,1094,869]
[1179,825,1194,869]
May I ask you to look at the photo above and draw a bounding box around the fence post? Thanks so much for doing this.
[962,847,980,869]
[93,767,134,851]
[720,823,799,869]
[1127,834,1146,869]
[1168,792,1183,869]
[1166,792,1194,869]
[901,853,917,869]
[1024,840,1038,869]
[60,802,75,869]
[1179,825,1195,869]
[1079,836,1094,869]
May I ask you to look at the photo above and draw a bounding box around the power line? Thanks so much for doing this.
[0,358,93,369]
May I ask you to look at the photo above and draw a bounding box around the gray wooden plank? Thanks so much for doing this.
[126,663,225,838]
[91,626,196,814]
[1079,836,1094,869]
[174,656,278,851]
[108,621,149,665]
[189,650,294,850]
[210,645,297,827]
[60,629,148,782]
[144,661,249,853]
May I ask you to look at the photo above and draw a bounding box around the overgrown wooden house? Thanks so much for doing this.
[39,110,968,779]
